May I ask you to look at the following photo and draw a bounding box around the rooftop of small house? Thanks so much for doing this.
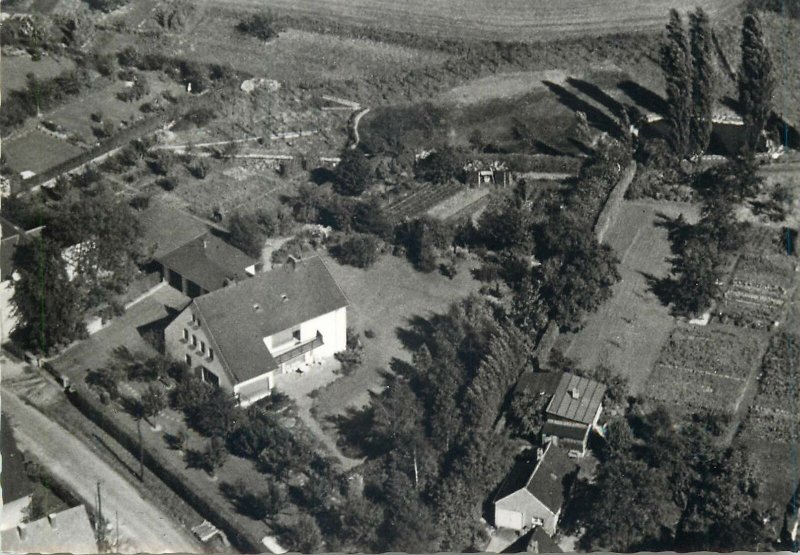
[135,202,209,260]
[157,233,257,293]
[0,505,97,554]
[546,373,606,425]
[495,444,577,514]
[191,256,348,383]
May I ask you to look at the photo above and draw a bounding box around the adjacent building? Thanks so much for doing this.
[0,216,43,344]
[493,443,578,536]
[541,373,606,457]
[165,256,348,406]
[0,504,98,554]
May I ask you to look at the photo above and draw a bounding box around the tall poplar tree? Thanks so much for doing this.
[689,8,715,156]
[738,12,775,155]
[660,9,692,159]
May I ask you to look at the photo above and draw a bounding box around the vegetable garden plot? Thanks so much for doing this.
[718,254,798,329]
[735,333,800,443]
[644,325,764,410]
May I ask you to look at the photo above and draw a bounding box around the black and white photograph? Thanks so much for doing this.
[0,0,798,553]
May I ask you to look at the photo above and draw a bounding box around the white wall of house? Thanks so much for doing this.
[0,278,17,344]
[495,490,558,535]
[299,306,347,359]
[165,306,234,390]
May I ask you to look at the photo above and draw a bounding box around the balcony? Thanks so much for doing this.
[273,332,323,365]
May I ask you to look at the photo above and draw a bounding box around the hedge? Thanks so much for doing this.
[593,161,637,243]
[61,383,264,554]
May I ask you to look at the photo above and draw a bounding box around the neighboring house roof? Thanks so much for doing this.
[0,505,98,554]
[525,444,577,513]
[546,373,606,425]
[193,256,348,383]
[135,203,208,260]
[0,495,32,532]
[157,234,257,292]
[0,216,43,281]
[541,421,590,442]
[515,371,563,398]
[529,526,563,553]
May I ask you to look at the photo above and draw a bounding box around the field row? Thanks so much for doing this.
[206,0,740,43]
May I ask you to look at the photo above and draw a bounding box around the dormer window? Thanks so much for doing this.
[293,329,301,342]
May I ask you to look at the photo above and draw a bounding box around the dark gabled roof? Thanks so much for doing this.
[525,444,577,513]
[494,457,538,503]
[193,256,348,383]
[546,373,606,425]
[529,526,563,553]
[157,234,257,292]
[135,203,209,259]
[515,371,563,398]
[541,421,590,442]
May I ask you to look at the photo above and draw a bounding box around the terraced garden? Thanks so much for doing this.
[383,181,464,222]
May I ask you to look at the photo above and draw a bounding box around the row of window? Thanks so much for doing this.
[183,354,220,387]
[182,328,214,360]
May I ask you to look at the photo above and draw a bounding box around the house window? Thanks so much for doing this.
[183,328,188,341]
[292,329,301,342]
[185,354,192,366]
[200,366,219,387]
[200,341,206,354]
[192,334,197,348]
[208,348,214,361]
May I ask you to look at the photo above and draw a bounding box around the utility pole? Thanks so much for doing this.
[115,511,119,550]
[97,481,102,525]
[137,417,144,482]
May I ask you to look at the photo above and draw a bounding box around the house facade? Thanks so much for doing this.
[165,256,348,406]
[494,444,577,536]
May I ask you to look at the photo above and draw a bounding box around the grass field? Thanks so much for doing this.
[208,0,739,42]
[168,10,446,84]
[556,200,700,394]
[0,53,76,97]
[2,130,84,175]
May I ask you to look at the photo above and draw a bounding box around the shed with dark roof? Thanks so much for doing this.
[546,373,605,425]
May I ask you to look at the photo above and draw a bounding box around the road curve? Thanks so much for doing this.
[1,390,202,554]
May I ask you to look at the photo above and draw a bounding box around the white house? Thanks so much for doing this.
[165,256,348,406]
[493,443,577,536]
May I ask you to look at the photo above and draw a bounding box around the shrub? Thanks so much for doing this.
[188,159,209,179]
[414,145,464,183]
[158,176,178,191]
[334,150,372,196]
[221,479,287,520]
[236,12,283,41]
[331,233,381,268]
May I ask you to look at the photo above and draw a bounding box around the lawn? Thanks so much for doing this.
[0,53,76,97]
[207,0,739,42]
[556,199,700,394]
[2,130,84,175]
[309,252,483,427]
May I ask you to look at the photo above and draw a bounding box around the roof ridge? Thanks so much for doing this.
[315,255,351,308]
[191,299,238,382]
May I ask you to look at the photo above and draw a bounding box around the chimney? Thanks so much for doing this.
[48,513,57,529]
[17,524,27,541]
[570,388,581,400]
[536,447,544,461]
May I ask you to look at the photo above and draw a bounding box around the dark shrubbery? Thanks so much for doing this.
[334,150,372,196]
[414,146,465,184]
[236,12,284,41]
[330,233,381,268]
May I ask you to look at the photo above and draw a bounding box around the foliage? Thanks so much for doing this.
[331,233,381,268]
[236,12,283,41]
[739,12,775,156]
[140,384,167,421]
[334,150,372,196]
[660,10,692,158]
[396,216,453,272]
[283,514,324,553]
[196,436,228,474]
[84,0,129,12]
[11,238,86,351]
[155,0,194,31]
[688,9,716,157]
[221,479,286,520]
[1,70,86,130]
[670,238,722,317]
[508,382,551,439]
[414,146,464,184]
[22,491,50,523]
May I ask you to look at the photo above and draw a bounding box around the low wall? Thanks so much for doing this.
[593,161,637,244]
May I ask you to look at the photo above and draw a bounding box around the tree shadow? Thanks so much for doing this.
[394,314,433,353]
[310,167,336,185]
[532,139,569,157]
[617,80,668,117]
[543,80,623,140]
[568,137,595,157]
[653,211,691,255]
[326,405,377,459]
[640,271,677,308]
[566,77,628,119]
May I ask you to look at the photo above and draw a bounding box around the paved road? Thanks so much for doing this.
[1,390,201,554]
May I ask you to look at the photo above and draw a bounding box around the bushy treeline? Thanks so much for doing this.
[1,70,85,130]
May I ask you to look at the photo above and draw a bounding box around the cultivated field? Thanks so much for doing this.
[209,0,739,42]
[557,200,700,394]
[644,324,766,412]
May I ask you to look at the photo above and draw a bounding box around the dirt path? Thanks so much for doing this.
[1,389,201,554]
[349,107,370,150]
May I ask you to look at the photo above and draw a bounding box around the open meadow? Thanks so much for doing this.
[2,130,84,175]
[207,0,739,42]
[555,200,699,394]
